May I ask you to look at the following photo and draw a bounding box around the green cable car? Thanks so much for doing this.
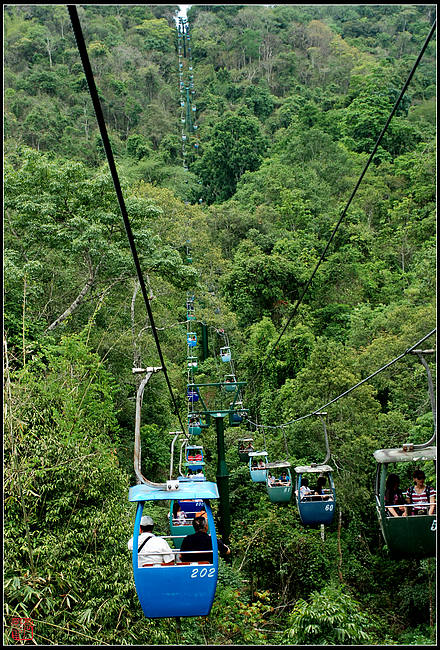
[266,461,293,504]
[374,445,436,558]
[237,438,254,461]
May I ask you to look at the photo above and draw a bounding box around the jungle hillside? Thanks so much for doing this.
[3,3,437,646]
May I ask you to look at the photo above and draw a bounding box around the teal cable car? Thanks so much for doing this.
[374,446,436,558]
[220,347,231,363]
[249,451,268,483]
[169,498,209,549]
[223,375,237,393]
[238,438,254,461]
[188,415,202,436]
[266,461,293,504]
[187,356,198,371]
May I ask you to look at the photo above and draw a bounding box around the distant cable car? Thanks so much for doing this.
[169,498,209,549]
[374,445,436,557]
[229,402,247,427]
[295,464,336,525]
[223,375,237,393]
[237,437,254,461]
[266,461,293,504]
[249,451,268,483]
[187,356,198,370]
[187,332,197,347]
[187,388,199,402]
[188,414,202,436]
[129,482,219,618]
[220,347,231,363]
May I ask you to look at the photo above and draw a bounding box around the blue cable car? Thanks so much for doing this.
[295,464,336,525]
[187,388,199,402]
[129,481,219,618]
[187,332,197,347]
[169,498,209,549]
[249,451,268,483]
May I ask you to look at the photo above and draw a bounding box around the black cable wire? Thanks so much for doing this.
[68,5,185,433]
[251,19,437,387]
[246,328,436,429]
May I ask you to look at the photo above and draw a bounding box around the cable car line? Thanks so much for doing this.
[67,5,185,434]
[246,328,436,430]
[250,19,436,389]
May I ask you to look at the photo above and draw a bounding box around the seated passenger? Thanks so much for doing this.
[267,473,275,486]
[278,471,291,485]
[172,503,187,524]
[312,475,331,500]
[384,473,406,517]
[128,516,174,567]
[179,515,230,564]
[300,478,313,500]
[258,459,266,468]
[195,452,203,461]
[405,469,436,516]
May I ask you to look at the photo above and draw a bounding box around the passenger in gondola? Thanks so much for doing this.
[239,442,245,452]
[267,473,275,486]
[384,473,406,517]
[246,442,254,452]
[179,515,230,563]
[278,471,291,485]
[128,516,175,567]
[405,469,436,516]
[312,475,331,500]
[172,502,187,524]
[300,478,313,500]
[195,451,203,461]
[258,459,266,469]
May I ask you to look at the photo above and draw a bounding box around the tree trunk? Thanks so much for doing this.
[46,259,96,331]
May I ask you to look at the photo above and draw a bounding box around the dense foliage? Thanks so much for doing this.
[4,4,436,646]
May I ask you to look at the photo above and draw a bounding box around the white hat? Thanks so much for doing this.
[140,515,154,527]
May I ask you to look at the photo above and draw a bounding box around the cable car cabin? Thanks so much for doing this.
[187,332,197,347]
[187,356,198,371]
[229,403,248,427]
[185,445,204,470]
[129,482,219,618]
[295,465,336,526]
[266,462,293,504]
[169,498,210,549]
[188,415,202,436]
[223,375,237,393]
[220,347,231,363]
[249,451,268,483]
[373,446,436,558]
[238,437,254,461]
[187,388,199,402]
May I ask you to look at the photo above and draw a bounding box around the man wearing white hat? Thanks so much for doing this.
[128,515,175,567]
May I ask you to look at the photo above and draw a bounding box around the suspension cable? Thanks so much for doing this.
[246,328,436,430]
[251,19,437,388]
[68,5,185,433]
